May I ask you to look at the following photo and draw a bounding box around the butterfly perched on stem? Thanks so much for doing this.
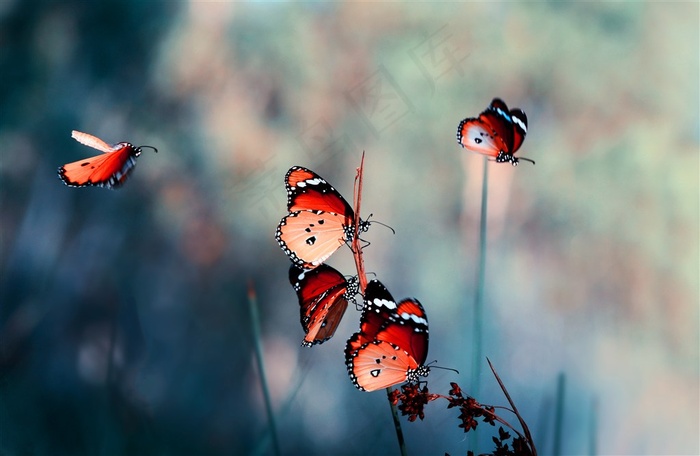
[276,166,370,269]
[456,98,534,166]
[289,264,359,347]
[58,130,158,188]
[345,280,430,392]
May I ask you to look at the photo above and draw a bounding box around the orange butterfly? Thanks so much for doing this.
[345,280,430,392]
[457,98,534,165]
[58,130,157,188]
[275,166,369,269]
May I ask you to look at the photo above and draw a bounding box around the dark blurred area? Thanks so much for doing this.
[0,1,697,455]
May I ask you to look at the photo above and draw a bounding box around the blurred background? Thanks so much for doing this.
[1,1,697,455]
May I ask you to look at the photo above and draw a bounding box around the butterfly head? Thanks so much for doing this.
[406,364,431,384]
[495,150,535,166]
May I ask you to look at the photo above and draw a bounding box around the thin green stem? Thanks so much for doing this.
[469,157,489,450]
[553,372,566,456]
[589,396,598,456]
[247,282,281,456]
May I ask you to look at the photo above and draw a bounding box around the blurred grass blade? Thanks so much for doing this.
[469,157,489,451]
[589,396,598,456]
[247,281,281,456]
[487,358,538,456]
[553,372,566,456]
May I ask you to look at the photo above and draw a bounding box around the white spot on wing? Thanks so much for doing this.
[374,298,397,310]
[513,116,527,132]
[399,312,427,326]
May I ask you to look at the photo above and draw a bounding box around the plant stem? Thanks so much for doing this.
[352,151,368,291]
[487,358,538,456]
[352,153,406,456]
[247,281,281,456]
[469,157,489,451]
[387,387,408,456]
[589,396,598,456]
[553,372,566,456]
[472,157,488,393]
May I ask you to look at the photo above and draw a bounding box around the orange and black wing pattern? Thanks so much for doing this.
[289,264,359,347]
[456,98,531,165]
[345,280,430,392]
[276,166,364,268]
[58,130,155,188]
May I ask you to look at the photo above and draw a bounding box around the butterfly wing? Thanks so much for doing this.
[289,264,357,346]
[457,98,528,160]
[277,166,361,268]
[285,166,355,219]
[276,210,349,268]
[481,98,516,153]
[346,340,421,392]
[345,280,398,353]
[376,298,429,366]
[509,108,528,154]
[345,282,430,392]
[58,143,139,188]
[456,116,505,158]
[71,130,120,153]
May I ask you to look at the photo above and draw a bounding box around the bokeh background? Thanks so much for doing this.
[1,2,698,455]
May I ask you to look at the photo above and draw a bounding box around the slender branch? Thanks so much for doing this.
[352,151,368,292]
[469,156,489,452]
[487,358,538,456]
[247,281,281,456]
[478,407,526,442]
[553,372,565,456]
[351,152,406,456]
[472,156,489,394]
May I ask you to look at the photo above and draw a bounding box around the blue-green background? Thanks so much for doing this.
[1,2,698,455]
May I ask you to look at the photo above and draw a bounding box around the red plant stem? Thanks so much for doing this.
[352,151,368,293]
[351,152,406,456]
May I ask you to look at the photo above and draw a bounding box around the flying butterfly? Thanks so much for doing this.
[289,264,359,347]
[58,130,158,189]
[345,280,430,392]
[456,98,534,165]
[276,166,370,269]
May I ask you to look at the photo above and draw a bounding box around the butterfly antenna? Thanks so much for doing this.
[518,156,535,165]
[427,361,460,375]
[139,145,158,153]
[365,214,396,235]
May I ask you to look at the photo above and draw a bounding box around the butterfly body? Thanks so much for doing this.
[345,280,430,392]
[58,130,157,188]
[276,166,369,269]
[289,264,359,347]
[456,98,533,166]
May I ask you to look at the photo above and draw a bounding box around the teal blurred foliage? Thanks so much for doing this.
[1,1,698,455]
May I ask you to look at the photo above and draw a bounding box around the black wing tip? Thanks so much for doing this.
[364,279,395,303]
[490,97,507,106]
[57,166,80,188]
